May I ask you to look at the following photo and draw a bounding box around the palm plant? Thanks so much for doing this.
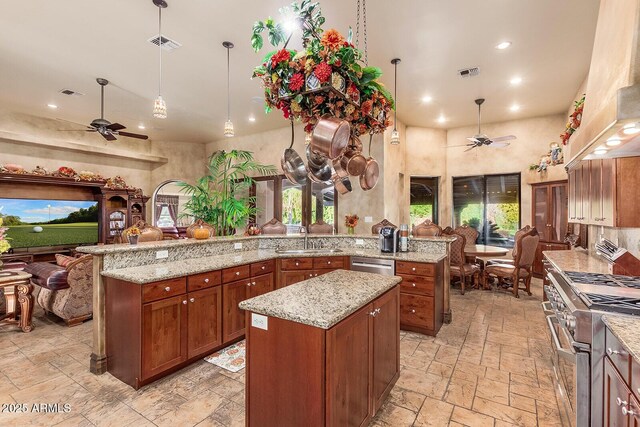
[178,150,276,235]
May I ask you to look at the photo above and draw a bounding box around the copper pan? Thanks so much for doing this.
[359,134,379,191]
[342,135,367,177]
[332,173,353,195]
[310,116,350,159]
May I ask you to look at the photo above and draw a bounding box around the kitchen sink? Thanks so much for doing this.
[274,248,344,255]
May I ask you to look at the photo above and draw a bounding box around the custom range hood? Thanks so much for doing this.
[567,0,640,167]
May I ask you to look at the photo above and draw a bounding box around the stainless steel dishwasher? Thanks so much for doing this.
[350,257,395,276]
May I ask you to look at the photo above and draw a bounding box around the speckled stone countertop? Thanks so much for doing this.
[543,249,610,276]
[602,314,640,363]
[239,270,401,329]
[101,248,447,284]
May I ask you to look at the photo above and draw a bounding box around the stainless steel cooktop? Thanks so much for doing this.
[564,271,640,314]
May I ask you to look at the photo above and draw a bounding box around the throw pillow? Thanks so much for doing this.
[55,254,76,268]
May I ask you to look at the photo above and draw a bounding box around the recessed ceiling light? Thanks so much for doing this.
[421,96,433,103]
[47,103,58,109]
[248,116,256,122]
[437,115,446,124]
[594,148,608,155]
[510,76,522,85]
[510,104,520,112]
[138,124,146,130]
[606,137,622,146]
[495,41,512,50]
[623,123,640,135]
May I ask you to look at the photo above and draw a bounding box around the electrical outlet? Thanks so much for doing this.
[365,216,373,223]
[355,239,365,246]
[234,242,242,250]
[156,250,168,259]
[251,313,268,330]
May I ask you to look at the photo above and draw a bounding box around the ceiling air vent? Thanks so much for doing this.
[59,89,84,96]
[458,67,480,78]
[148,35,182,51]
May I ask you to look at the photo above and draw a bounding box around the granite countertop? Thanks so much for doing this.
[238,270,401,329]
[602,314,640,363]
[101,248,448,284]
[543,248,610,275]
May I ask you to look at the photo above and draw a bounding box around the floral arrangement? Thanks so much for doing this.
[125,226,141,237]
[57,166,76,177]
[345,214,359,229]
[251,1,394,136]
[0,218,11,254]
[529,143,564,173]
[560,95,585,145]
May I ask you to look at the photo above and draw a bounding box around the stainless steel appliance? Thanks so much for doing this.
[545,268,640,427]
[379,226,399,253]
[350,257,395,276]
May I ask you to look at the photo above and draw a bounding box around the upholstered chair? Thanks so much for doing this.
[371,219,397,235]
[115,220,164,243]
[186,219,216,238]
[454,225,479,245]
[412,220,442,237]
[483,228,540,298]
[447,232,480,295]
[308,220,334,235]
[486,225,532,266]
[260,218,287,235]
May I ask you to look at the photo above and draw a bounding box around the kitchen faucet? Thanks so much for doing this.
[300,226,307,249]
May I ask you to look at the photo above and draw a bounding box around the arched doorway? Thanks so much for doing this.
[151,180,193,228]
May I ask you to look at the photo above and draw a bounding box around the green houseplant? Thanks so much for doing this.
[178,150,276,236]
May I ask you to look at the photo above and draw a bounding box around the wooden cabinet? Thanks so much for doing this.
[280,270,314,288]
[187,286,222,358]
[278,256,348,288]
[531,181,569,277]
[99,189,149,244]
[396,260,444,336]
[604,356,633,427]
[246,286,399,427]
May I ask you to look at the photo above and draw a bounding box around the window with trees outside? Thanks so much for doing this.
[410,177,439,227]
[452,173,521,247]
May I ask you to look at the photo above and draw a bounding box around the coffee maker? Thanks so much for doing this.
[379,226,399,253]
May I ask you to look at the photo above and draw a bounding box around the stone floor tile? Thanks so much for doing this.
[444,377,476,409]
[509,393,536,414]
[536,400,563,426]
[414,397,454,426]
[207,376,245,400]
[435,345,461,366]
[428,361,455,379]
[153,394,226,427]
[388,386,427,413]
[200,399,245,427]
[122,386,188,421]
[396,367,450,400]
[472,397,538,427]
[370,401,418,426]
[484,368,510,384]
[450,405,496,427]
[476,377,510,405]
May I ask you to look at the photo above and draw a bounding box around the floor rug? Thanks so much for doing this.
[204,340,245,372]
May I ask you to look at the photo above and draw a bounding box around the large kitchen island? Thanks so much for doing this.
[239,269,402,427]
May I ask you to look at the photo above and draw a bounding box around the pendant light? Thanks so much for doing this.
[390,58,401,145]
[223,41,235,137]
[153,0,168,119]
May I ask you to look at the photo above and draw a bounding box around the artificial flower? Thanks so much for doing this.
[361,99,373,116]
[290,101,302,113]
[288,73,305,91]
[313,62,332,83]
[270,49,291,68]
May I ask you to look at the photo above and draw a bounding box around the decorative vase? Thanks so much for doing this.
[128,235,139,245]
[347,227,355,235]
[193,227,210,240]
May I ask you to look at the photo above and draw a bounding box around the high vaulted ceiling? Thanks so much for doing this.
[0,1,599,143]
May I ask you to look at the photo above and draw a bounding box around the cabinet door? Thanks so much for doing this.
[222,279,250,343]
[250,273,274,299]
[326,304,372,427]
[279,270,314,288]
[575,166,584,222]
[568,169,577,221]
[580,162,591,223]
[604,356,631,427]
[629,394,640,427]
[187,287,222,358]
[372,288,399,412]
[601,158,615,227]
[550,183,568,242]
[533,185,550,241]
[142,295,188,380]
[590,159,603,225]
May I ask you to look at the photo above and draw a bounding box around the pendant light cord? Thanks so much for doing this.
[158,6,162,96]
[393,60,398,131]
[227,46,230,121]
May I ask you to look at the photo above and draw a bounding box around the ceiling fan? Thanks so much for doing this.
[450,98,516,152]
[57,78,149,141]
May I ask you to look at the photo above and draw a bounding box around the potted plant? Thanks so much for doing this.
[345,214,359,235]
[125,226,141,245]
[178,150,276,236]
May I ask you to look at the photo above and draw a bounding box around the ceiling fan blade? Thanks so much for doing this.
[106,123,126,131]
[466,137,480,143]
[116,131,149,140]
[490,142,511,148]
[448,143,476,148]
[490,135,516,142]
[464,145,477,152]
[100,131,117,141]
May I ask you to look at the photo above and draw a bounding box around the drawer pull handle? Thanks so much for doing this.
[189,298,195,303]
[204,278,209,283]
[412,267,416,271]
[164,287,171,292]
[617,397,628,406]
[412,283,416,287]
[607,348,625,356]
[235,271,240,276]
[309,274,313,277]
[182,300,187,305]
[622,406,636,416]
[369,309,380,317]
[411,309,416,313]
[252,282,256,286]
[328,261,331,265]
[262,266,266,270]
[247,283,251,287]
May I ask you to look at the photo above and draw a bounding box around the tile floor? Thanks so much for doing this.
[0,279,562,426]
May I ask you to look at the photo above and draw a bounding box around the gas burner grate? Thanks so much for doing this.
[565,271,640,289]
[582,292,640,315]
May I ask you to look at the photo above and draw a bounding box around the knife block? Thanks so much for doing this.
[612,252,640,276]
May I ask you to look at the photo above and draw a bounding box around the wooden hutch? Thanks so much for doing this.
[99,189,149,243]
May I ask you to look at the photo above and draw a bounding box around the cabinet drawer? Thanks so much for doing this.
[398,274,434,296]
[222,264,250,283]
[281,258,313,270]
[187,270,221,292]
[142,277,187,303]
[396,261,435,277]
[251,259,275,276]
[313,256,344,270]
[606,328,631,381]
[400,293,434,330]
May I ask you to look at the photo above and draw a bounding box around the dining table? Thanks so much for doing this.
[464,244,509,257]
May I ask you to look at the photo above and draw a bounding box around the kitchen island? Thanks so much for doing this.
[239,269,402,427]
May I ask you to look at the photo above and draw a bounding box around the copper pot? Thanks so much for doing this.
[310,117,350,159]
[359,134,379,191]
[342,136,367,177]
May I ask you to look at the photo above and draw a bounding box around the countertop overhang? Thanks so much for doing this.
[543,249,610,277]
[238,269,402,329]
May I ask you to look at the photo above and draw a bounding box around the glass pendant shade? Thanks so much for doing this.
[390,129,400,145]
[224,119,235,137]
[305,132,312,145]
[153,95,167,119]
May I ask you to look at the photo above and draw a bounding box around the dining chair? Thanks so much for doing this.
[412,220,442,237]
[447,232,480,295]
[371,219,397,235]
[483,228,540,298]
[486,225,532,266]
[454,225,479,245]
[260,218,287,235]
[308,220,334,234]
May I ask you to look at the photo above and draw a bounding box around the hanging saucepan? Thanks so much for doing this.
[342,135,367,177]
[306,145,333,183]
[359,134,380,191]
[332,173,353,195]
[281,120,308,185]
[310,116,350,159]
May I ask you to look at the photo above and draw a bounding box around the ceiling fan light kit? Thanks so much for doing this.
[390,58,401,145]
[153,0,168,119]
[223,41,234,138]
[448,98,516,151]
